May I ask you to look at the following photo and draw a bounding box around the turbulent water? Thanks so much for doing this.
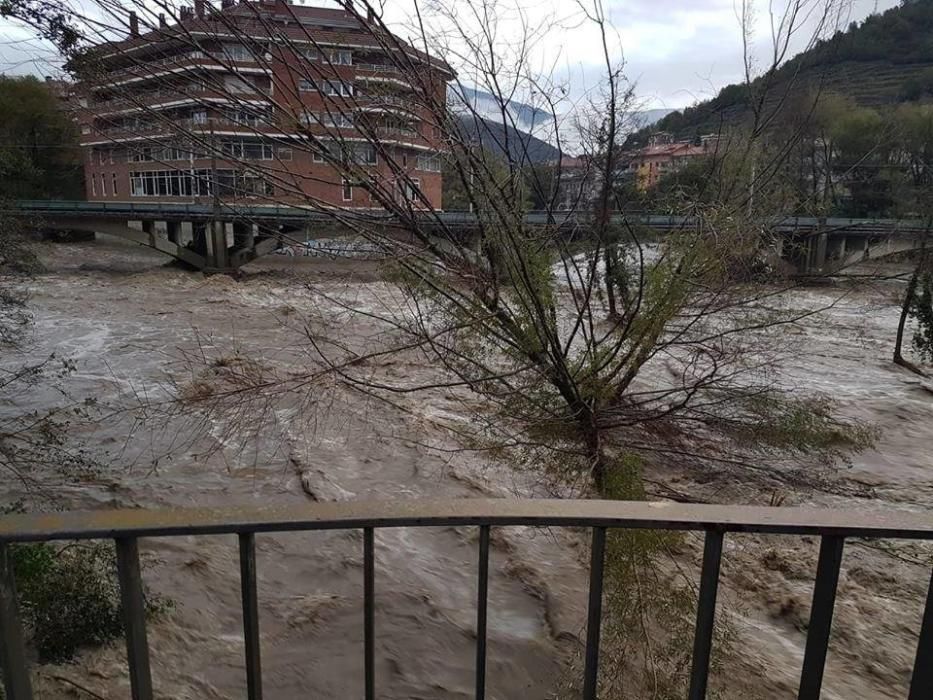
[4,237,932,699]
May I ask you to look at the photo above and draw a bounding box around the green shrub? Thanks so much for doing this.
[11,541,167,663]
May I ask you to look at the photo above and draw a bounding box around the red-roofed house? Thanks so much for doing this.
[626,134,715,190]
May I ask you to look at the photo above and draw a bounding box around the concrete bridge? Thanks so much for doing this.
[5,201,929,274]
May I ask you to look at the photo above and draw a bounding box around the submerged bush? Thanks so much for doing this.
[11,540,168,663]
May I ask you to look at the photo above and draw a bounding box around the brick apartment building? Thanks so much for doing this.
[77,0,451,209]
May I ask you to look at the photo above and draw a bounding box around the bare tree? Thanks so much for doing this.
[6,0,872,521]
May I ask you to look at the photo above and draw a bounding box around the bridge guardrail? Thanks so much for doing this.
[0,498,930,700]
[5,202,932,236]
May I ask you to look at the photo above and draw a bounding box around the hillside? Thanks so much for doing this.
[455,114,560,164]
[637,0,933,142]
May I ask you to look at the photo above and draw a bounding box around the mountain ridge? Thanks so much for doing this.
[635,0,933,142]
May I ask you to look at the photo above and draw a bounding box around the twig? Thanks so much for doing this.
[46,674,110,700]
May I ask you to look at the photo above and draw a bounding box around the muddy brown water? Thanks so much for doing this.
[3,236,931,699]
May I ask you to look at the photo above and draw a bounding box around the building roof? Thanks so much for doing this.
[550,155,588,169]
[632,142,707,160]
[88,0,453,76]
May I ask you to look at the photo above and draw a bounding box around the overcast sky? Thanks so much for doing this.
[0,0,901,110]
[598,0,898,109]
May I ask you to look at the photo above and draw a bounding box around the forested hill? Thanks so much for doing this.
[637,0,933,142]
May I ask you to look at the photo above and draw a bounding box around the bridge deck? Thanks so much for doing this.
[6,200,931,234]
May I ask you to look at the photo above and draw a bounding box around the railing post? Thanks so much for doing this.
[239,533,263,700]
[475,525,491,700]
[115,537,154,700]
[798,536,844,700]
[0,542,33,700]
[688,530,724,700]
[582,527,607,700]
[364,527,375,700]
[908,567,933,700]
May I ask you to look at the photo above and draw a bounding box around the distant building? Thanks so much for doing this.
[549,155,593,210]
[626,133,717,191]
[76,0,451,209]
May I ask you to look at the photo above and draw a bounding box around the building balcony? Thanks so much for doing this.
[80,116,289,145]
[354,63,403,74]
[0,499,930,700]
[352,95,421,119]
[354,64,414,90]
[80,121,173,145]
[95,51,270,90]
[89,86,272,118]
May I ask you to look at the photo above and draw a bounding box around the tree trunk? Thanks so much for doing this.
[894,265,922,373]
[604,247,617,318]
[894,225,930,377]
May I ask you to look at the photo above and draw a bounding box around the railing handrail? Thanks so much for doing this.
[1,498,931,700]
[1,498,932,543]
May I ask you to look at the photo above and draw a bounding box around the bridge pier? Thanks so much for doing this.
[810,231,829,272]
[166,221,181,246]
[827,235,846,263]
[204,221,229,271]
[233,222,254,250]
[141,220,156,247]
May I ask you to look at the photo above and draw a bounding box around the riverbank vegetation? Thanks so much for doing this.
[0,222,168,671]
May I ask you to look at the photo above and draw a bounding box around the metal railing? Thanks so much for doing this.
[0,500,931,699]
[7,201,933,237]
[354,63,402,74]
[352,95,413,111]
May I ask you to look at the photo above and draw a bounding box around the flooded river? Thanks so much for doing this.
[4,236,932,699]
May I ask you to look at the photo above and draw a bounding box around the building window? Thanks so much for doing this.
[298,78,316,92]
[322,80,353,97]
[300,112,354,129]
[98,150,106,166]
[312,140,340,163]
[112,173,118,196]
[128,145,194,163]
[278,147,293,161]
[91,173,97,196]
[101,172,108,197]
[131,170,195,197]
[221,140,274,161]
[342,178,353,201]
[416,154,441,172]
[224,75,255,94]
[352,143,377,165]
[325,112,354,128]
[130,147,153,163]
[329,50,352,65]
[400,178,420,203]
[221,43,253,62]
[130,169,273,198]
[223,108,269,127]
[236,171,274,197]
